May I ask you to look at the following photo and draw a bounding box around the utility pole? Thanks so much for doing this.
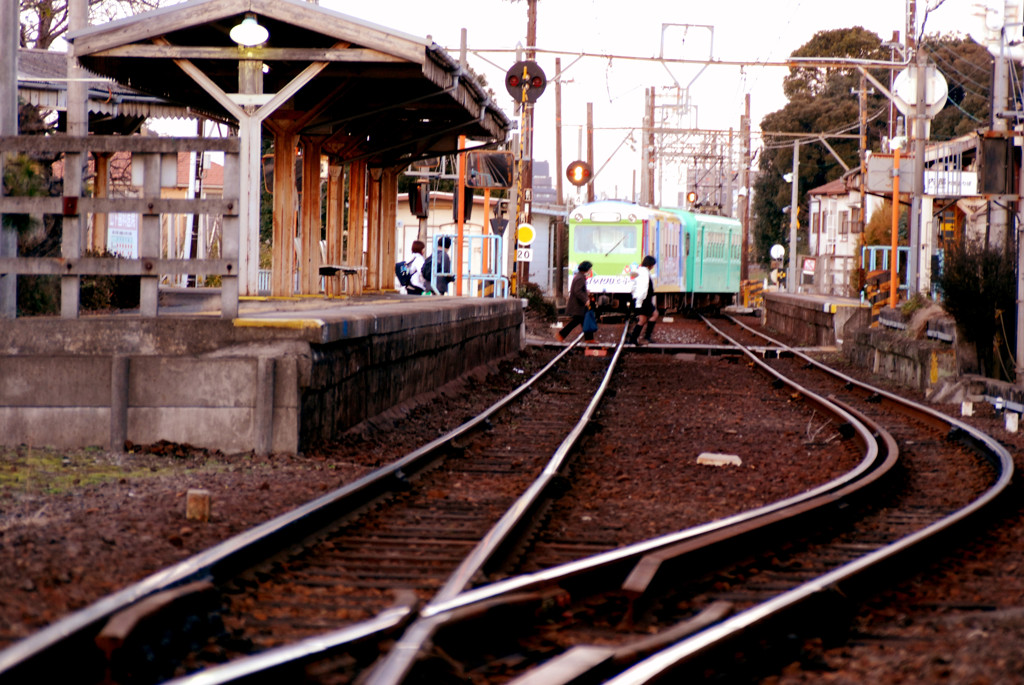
[554,57,565,303]
[554,57,563,205]
[520,0,538,286]
[739,94,750,281]
[908,47,927,295]
[858,71,867,240]
[586,103,595,203]
[787,141,799,293]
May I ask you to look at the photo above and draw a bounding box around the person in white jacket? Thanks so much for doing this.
[628,255,658,345]
[405,240,427,295]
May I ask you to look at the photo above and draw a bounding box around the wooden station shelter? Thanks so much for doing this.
[63,0,511,297]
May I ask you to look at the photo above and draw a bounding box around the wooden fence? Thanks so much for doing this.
[0,135,240,318]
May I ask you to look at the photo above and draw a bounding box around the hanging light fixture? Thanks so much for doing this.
[230,13,268,47]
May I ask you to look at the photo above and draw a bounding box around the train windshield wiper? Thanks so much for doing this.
[604,235,625,256]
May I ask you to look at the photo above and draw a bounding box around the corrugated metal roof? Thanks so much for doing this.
[18,48,213,123]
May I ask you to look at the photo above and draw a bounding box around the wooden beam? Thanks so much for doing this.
[0,135,239,154]
[70,0,426,63]
[0,257,237,276]
[69,0,249,55]
[91,45,403,63]
[0,197,237,215]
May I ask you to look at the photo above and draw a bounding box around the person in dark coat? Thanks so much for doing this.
[556,261,595,343]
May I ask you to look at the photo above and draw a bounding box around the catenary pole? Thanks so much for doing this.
[787,141,799,294]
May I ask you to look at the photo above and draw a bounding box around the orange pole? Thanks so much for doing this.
[482,187,491,287]
[889,147,900,308]
[456,134,466,296]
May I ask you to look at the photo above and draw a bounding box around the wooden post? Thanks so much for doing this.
[186,489,211,522]
[0,0,17,317]
[299,137,322,294]
[270,130,298,297]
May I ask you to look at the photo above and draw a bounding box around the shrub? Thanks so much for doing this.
[935,239,1015,379]
[518,280,556,321]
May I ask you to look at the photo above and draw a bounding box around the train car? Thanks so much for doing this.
[566,199,741,312]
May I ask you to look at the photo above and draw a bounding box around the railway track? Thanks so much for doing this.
[0,317,1011,685]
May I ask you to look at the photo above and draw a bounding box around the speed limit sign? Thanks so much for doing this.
[516,247,534,262]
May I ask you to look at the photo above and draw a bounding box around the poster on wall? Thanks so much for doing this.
[107,212,139,258]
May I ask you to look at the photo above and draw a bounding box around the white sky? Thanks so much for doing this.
[318,0,987,200]
[145,0,993,199]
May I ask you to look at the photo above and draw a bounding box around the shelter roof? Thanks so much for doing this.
[66,0,511,166]
[18,48,201,134]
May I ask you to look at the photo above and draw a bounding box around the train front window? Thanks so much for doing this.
[573,224,638,254]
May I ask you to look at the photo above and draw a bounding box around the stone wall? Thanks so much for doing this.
[0,300,523,455]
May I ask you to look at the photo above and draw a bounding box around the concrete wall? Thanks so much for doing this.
[0,299,522,454]
[764,292,871,347]
[844,326,960,394]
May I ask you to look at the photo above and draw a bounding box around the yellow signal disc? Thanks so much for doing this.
[516,223,536,245]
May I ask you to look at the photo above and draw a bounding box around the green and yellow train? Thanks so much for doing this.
[567,200,742,312]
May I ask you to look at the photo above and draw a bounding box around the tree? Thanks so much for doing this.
[20,0,159,49]
[752,28,890,267]
[921,34,993,140]
[751,28,993,267]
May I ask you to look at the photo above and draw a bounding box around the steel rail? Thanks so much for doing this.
[0,333,586,681]
[354,321,886,683]
[600,317,1015,684]
[161,321,887,685]
[361,325,632,684]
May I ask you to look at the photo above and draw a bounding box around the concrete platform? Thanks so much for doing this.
[0,291,523,455]
[763,290,871,347]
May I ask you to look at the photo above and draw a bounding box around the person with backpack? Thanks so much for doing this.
[555,261,596,344]
[424,236,454,295]
[628,255,658,345]
[400,240,427,295]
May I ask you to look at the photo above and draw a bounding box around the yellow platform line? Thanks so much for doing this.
[233,318,326,330]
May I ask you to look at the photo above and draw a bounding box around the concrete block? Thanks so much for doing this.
[697,452,742,467]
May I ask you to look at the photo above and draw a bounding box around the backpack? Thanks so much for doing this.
[395,260,412,287]
[422,256,433,286]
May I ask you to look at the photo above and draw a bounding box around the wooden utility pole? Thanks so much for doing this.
[554,57,564,205]
[586,103,595,203]
[554,57,565,302]
[647,89,656,205]
[858,70,867,238]
[739,94,750,281]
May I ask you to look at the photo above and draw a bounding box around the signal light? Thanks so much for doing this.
[566,161,593,187]
[505,60,547,103]
[686,190,698,204]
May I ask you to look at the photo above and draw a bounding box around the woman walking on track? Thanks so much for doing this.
[556,261,596,344]
[628,255,658,345]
